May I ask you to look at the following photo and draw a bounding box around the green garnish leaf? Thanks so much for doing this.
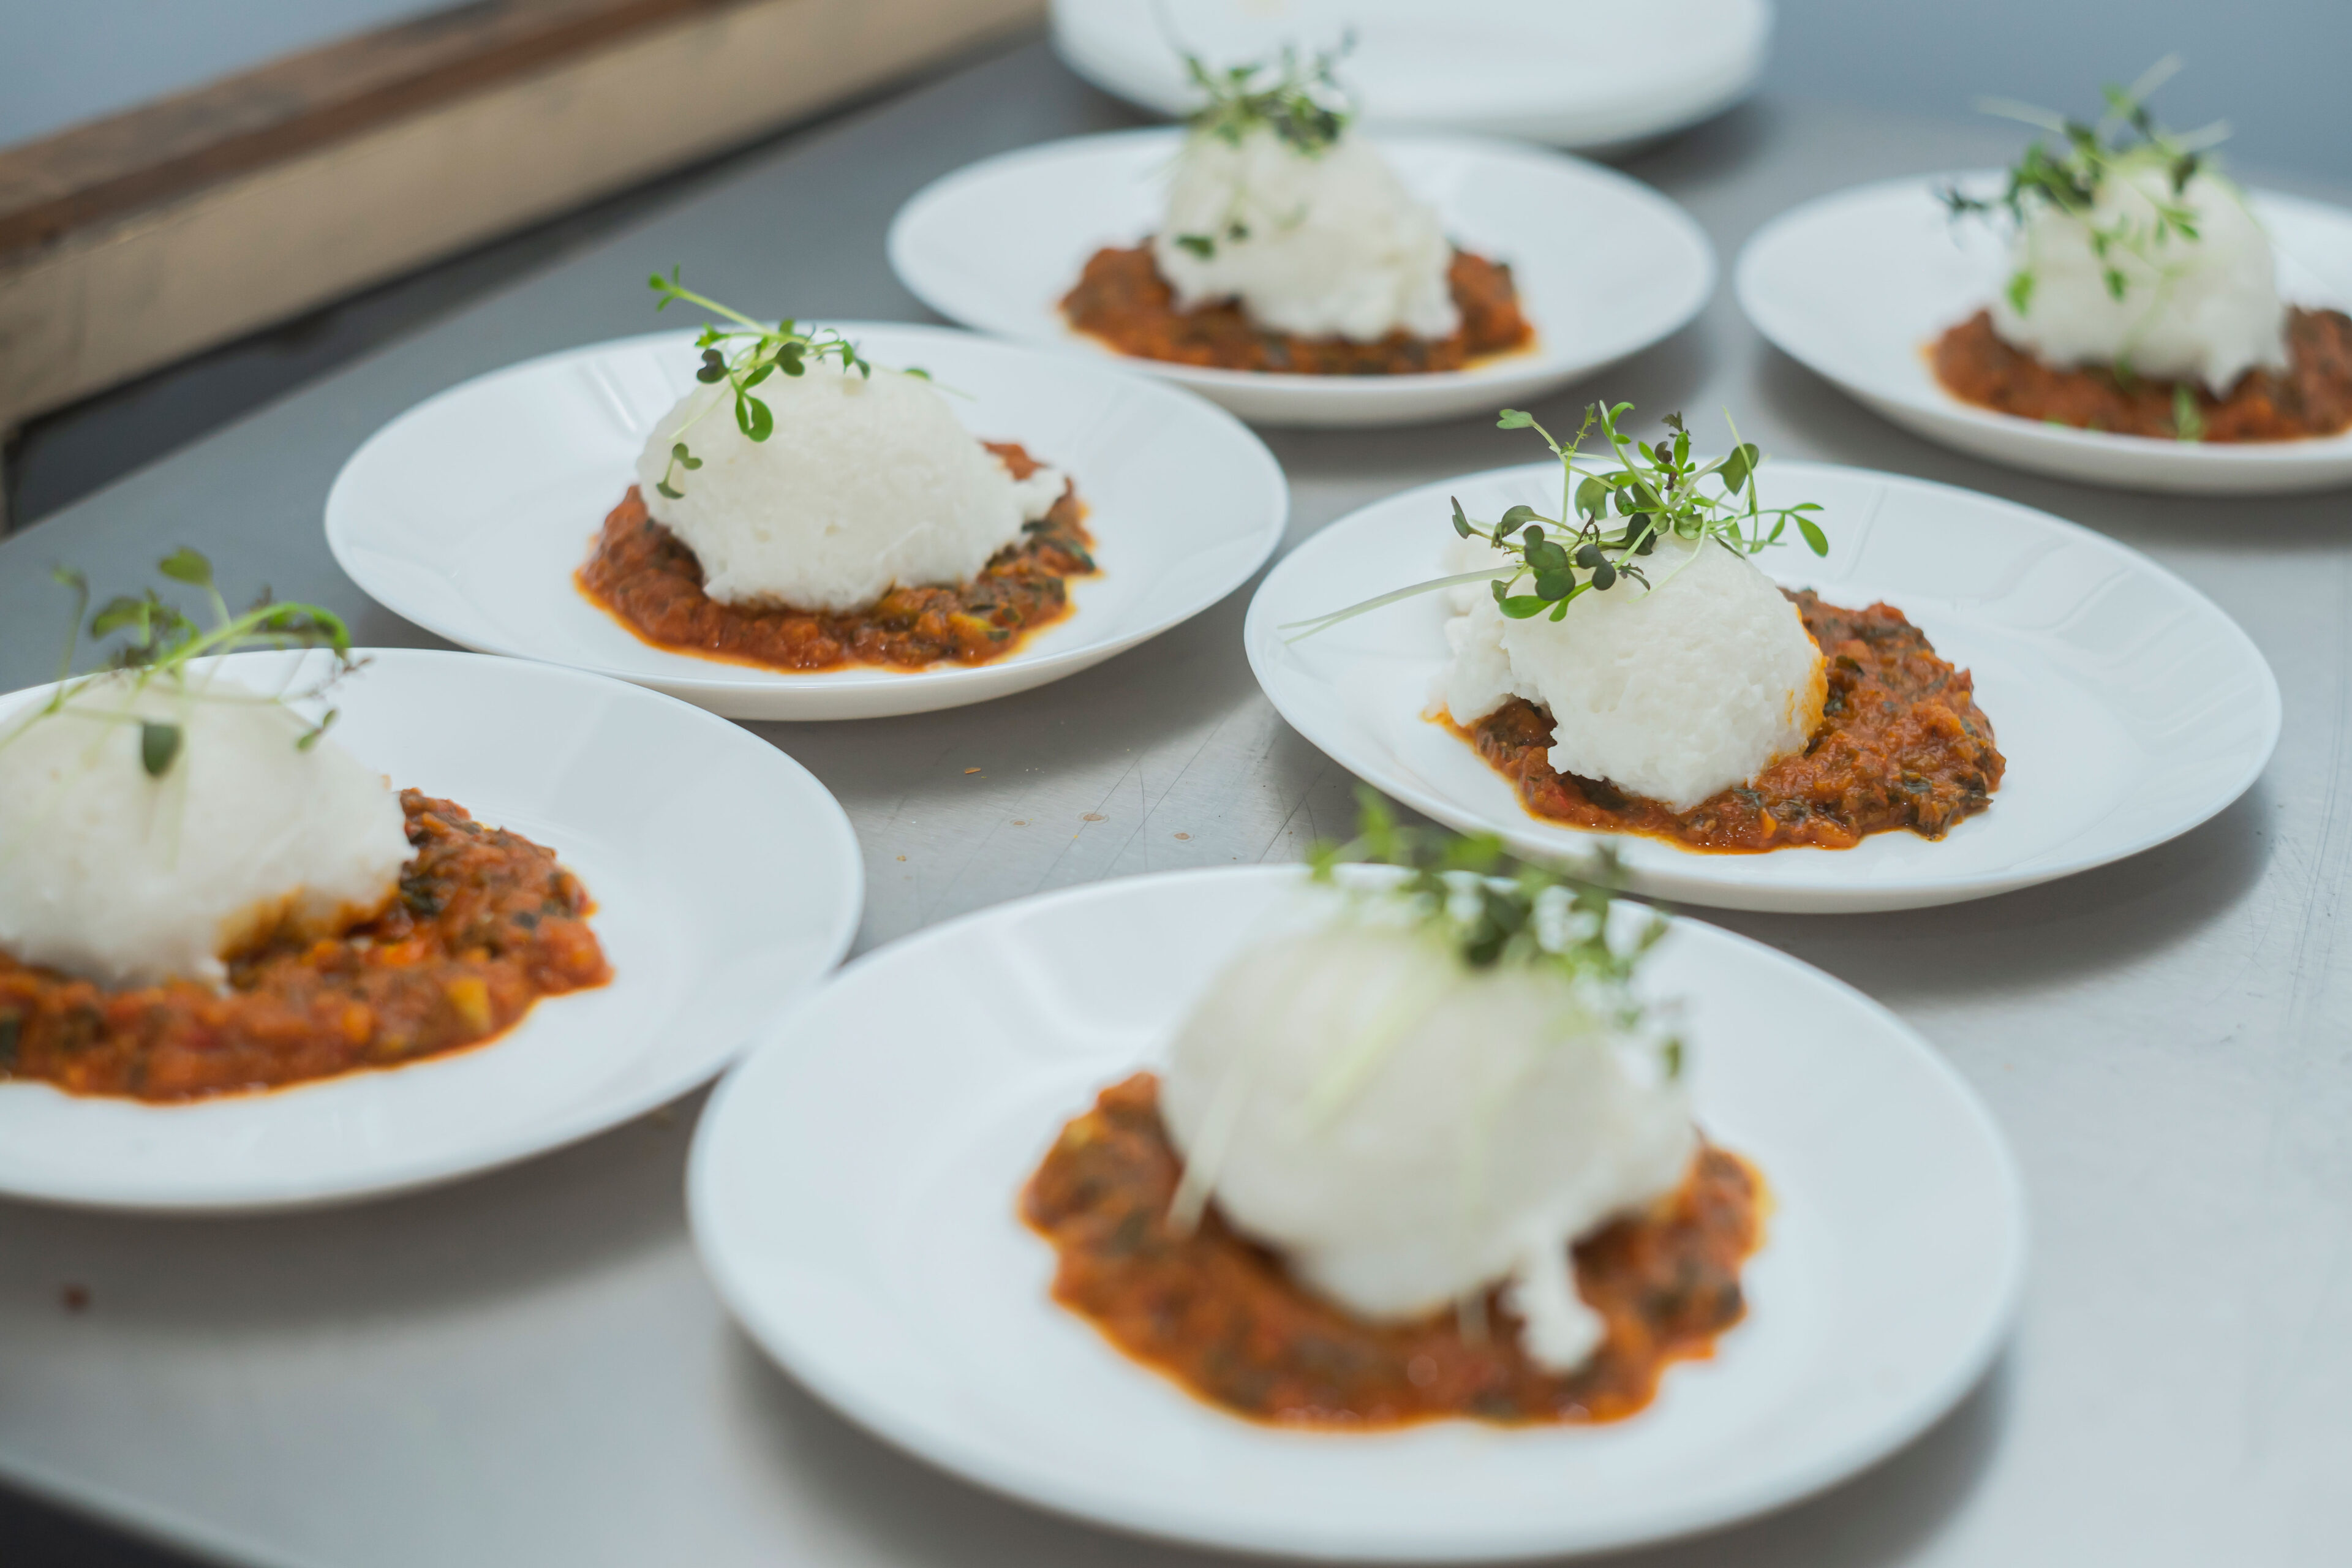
[1943,58,2233,312]
[2173,382,2207,442]
[642,270,891,496]
[1182,38,1354,156]
[1283,400,1830,643]
[1307,786,1664,992]
[157,548,213,589]
[1172,233,1217,260]
[139,721,182,778]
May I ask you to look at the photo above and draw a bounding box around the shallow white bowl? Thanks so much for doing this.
[1050,0,1773,154]
[0,649,862,1213]
[888,129,1714,428]
[326,325,1287,720]
[689,864,2025,1561]
[1245,459,2279,913]
[1736,175,2352,495]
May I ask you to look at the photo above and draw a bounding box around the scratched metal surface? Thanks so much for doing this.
[3,39,2350,1568]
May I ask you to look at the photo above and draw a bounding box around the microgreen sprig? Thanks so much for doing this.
[1184,39,1353,156]
[4,550,356,779]
[1940,56,2232,312]
[1281,401,1828,643]
[1308,788,1662,986]
[1165,42,1357,262]
[646,270,892,499]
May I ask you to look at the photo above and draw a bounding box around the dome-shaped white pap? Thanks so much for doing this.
[1160,900,1693,1371]
[1152,126,1460,342]
[1990,164,2286,393]
[1438,533,1826,812]
[635,360,1065,614]
[0,671,412,988]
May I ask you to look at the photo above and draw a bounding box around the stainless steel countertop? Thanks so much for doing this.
[4,39,2350,1568]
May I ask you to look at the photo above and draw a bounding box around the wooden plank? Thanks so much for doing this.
[0,0,1041,433]
[3,0,810,256]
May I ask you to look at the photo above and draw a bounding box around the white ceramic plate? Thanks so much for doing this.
[690,865,2025,1561]
[888,130,1714,428]
[326,325,1287,720]
[1245,460,2280,913]
[1050,0,1773,154]
[1736,175,2352,494]
[0,649,862,1213]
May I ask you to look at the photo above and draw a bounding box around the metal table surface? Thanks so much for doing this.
[4,39,2349,1568]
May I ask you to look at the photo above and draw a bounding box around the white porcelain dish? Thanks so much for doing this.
[1050,0,1773,154]
[326,325,1287,720]
[887,130,1714,428]
[1245,459,2279,913]
[1736,175,2352,494]
[0,648,862,1213]
[689,864,2026,1561]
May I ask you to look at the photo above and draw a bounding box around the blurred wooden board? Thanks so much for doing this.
[0,0,1041,434]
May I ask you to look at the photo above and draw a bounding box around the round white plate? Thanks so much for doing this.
[888,129,1714,428]
[1737,175,2352,494]
[1050,0,1773,154]
[690,865,2025,1561]
[0,648,862,1213]
[1245,460,2280,913]
[326,325,1287,720]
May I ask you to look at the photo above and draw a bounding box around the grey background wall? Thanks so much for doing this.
[1769,0,2349,183]
[4,0,2346,182]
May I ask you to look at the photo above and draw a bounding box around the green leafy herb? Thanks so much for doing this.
[2173,381,2207,442]
[1281,400,1828,641]
[1940,57,2233,314]
[1,550,356,779]
[138,721,183,778]
[1182,38,1354,155]
[646,270,876,498]
[1301,790,1681,1087]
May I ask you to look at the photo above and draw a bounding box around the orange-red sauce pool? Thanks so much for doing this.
[1022,1072,1763,1429]
[578,442,1096,672]
[1932,306,2352,441]
[1460,592,2003,853]
[0,791,609,1101]
[1062,245,1534,375]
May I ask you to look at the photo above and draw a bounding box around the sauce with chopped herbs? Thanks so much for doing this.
[0,791,608,1101]
[1062,246,1533,375]
[1460,592,2002,852]
[1023,1072,1762,1430]
[578,442,1094,672]
[1932,306,2352,441]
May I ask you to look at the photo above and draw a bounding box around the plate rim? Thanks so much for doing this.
[884,126,1718,404]
[1243,456,2283,913]
[0,646,866,1214]
[1734,172,2352,491]
[325,322,1290,720]
[1044,0,1776,152]
[687,860,2029,1561]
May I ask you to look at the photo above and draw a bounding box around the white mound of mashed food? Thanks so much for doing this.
[0,673,413,989]
[1151,124,1459,342]
[1991,163,2286,393]
[1437,532,1826,812]
[634,360,1066,614]
[1161,903,1695,1371]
